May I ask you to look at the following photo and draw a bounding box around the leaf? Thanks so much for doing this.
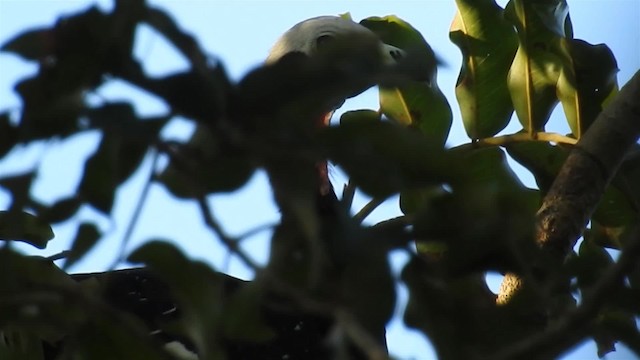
[450,0,518,139]
[575,238,613,290]
[15,76,85,141]
[557,39,619,137]
[506,140,569,192]
[145,68,231,123]
[339,109,381,125]
[399,186,446,216]
[0,211,54,248]
[77,133,123,214]
[505,0,572,133]
[361,15,452,147]
[413,148,540,274]
[39,197,82,224]
[0,112,18,158]
[321,121,457,198]
[78,109,163,213]
[158,126,255,198]
[0,27,55,61]
[63,222,102,270]
[0,172,35,210]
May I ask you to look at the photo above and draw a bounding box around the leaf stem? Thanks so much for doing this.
[453,132,577,152]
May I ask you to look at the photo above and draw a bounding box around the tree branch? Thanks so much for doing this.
[497,70,640,312]
[490,225,640,360]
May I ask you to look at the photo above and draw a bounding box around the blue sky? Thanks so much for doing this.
[0,1,638,359]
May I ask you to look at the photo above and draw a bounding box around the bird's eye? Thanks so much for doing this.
[316,34,334,48]
[389,49,403,61]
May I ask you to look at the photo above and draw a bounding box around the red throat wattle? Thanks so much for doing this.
[316,111,333,197]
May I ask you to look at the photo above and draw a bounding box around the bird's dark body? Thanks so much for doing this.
[42,268,339,360]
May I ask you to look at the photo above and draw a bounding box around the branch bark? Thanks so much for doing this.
[498,70,640,303]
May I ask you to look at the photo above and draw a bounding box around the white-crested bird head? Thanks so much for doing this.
[266,16,404,65]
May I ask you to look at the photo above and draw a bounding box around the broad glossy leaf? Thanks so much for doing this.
[413,148,539,274]
[63,222,101,270]
[0,211,54,248]
[505,0,572,132]
[361,16,452,147]
[557,39,619,138]
[450,0,518,139]
[321,121,457,198]
[506,140,569,192]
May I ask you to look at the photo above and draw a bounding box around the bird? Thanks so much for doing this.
[39,15,405,360]
[262,15,404,203]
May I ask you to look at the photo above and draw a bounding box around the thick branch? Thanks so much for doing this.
[498,70,640,300]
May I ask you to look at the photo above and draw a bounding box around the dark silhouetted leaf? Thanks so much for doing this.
[339,109,380,125]
[158,126,255,198]
[0,112,18,158]
[64,222,102,270]
[39,197,82,224]
[322,121,456,198]
[0,211,54,248]
[0,27,54,61]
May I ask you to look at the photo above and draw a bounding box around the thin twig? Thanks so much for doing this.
[353,197,385,224]
[341,180,356,210]
[110,150,160,270]
[196,196,261,271]
[47,250,71,262]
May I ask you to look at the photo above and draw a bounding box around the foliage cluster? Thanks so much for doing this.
[0,0,638,359]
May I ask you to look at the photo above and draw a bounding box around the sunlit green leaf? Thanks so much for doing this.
[361,15,452,147]
[505,0,572,132]
[450,0,518,139]
[557,39,619,138]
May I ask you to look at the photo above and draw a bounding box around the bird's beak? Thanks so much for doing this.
[380,43,405,65]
